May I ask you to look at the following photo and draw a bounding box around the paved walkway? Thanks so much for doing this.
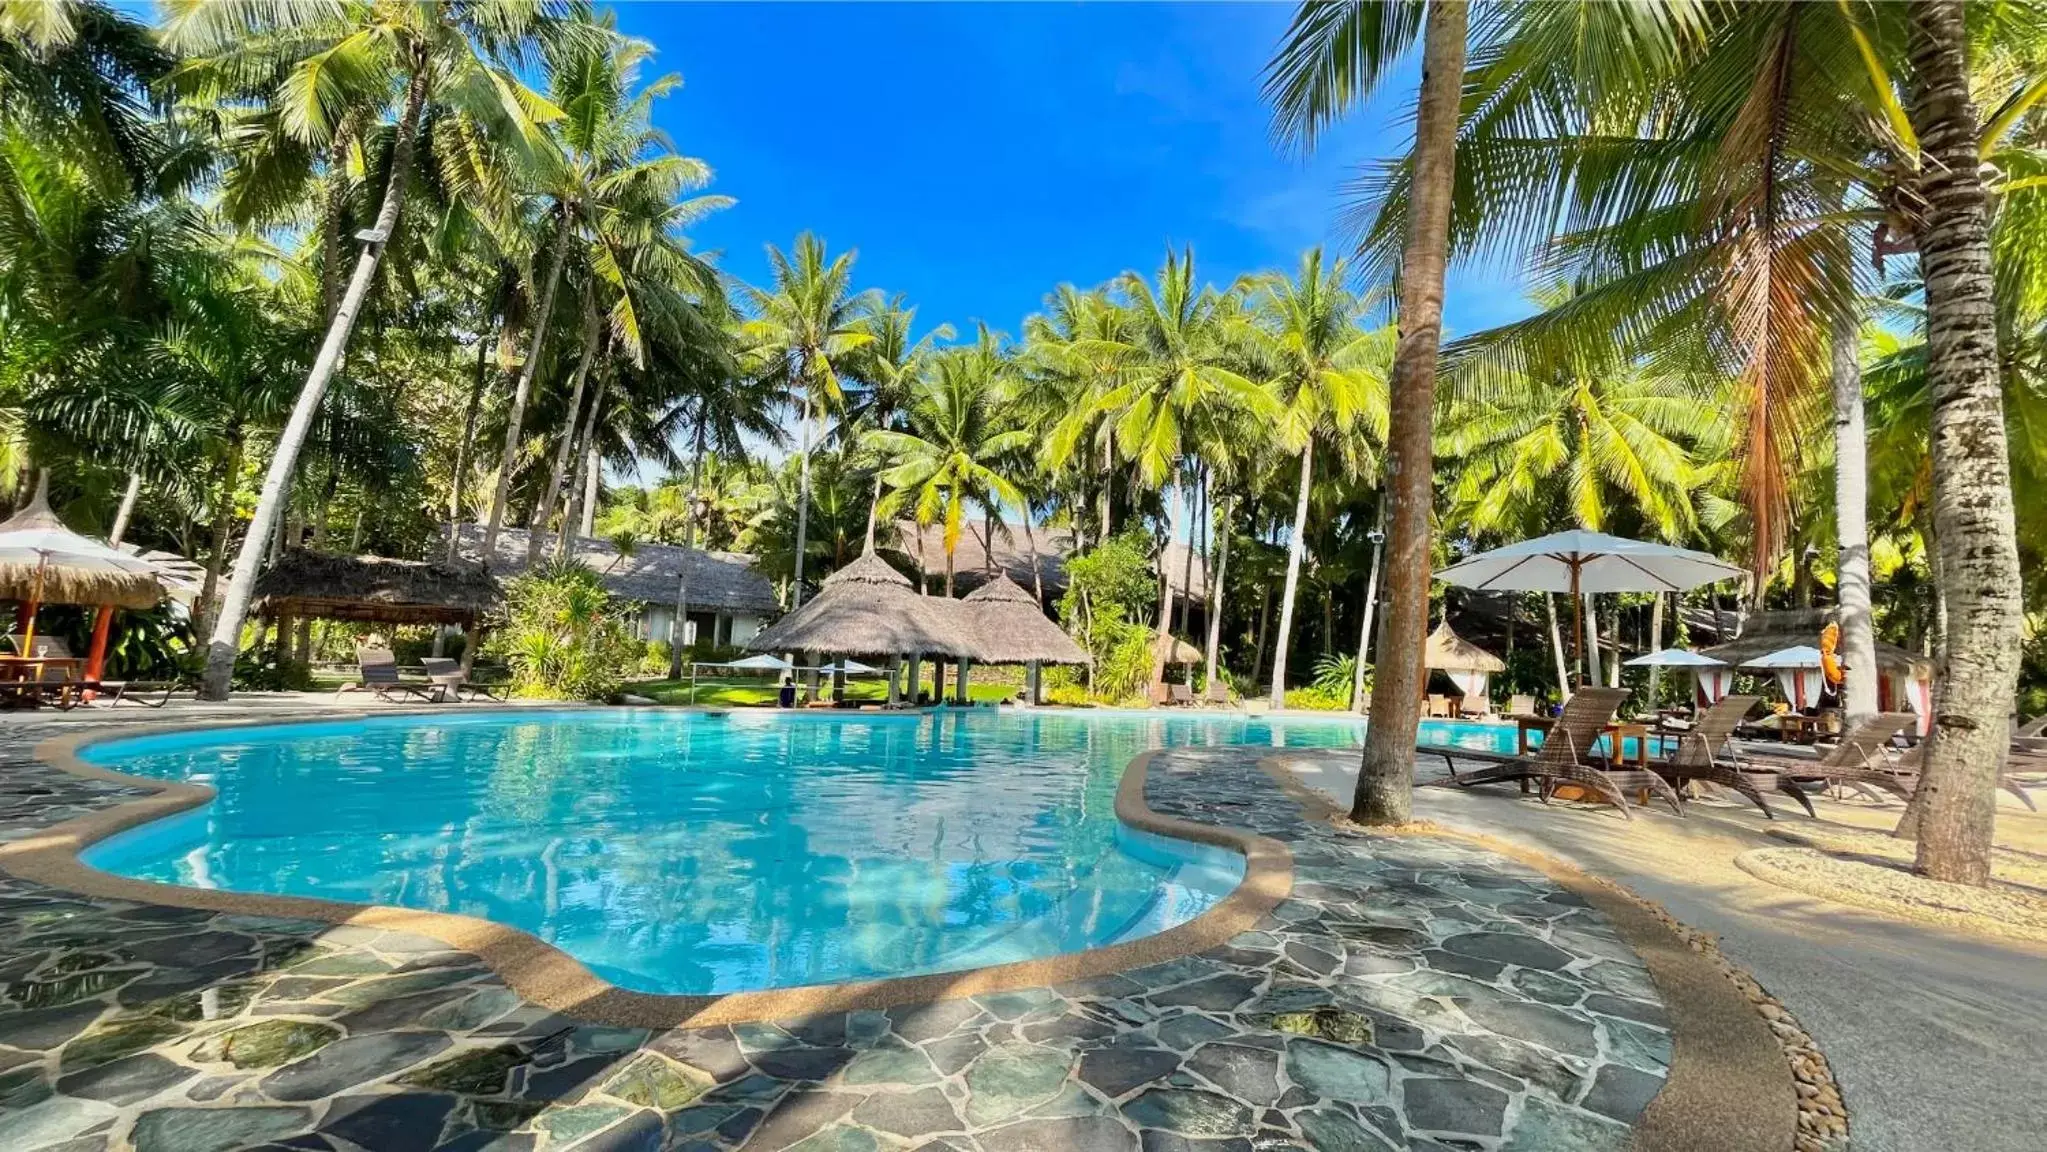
[0,712,1673,1151]
[1284,750,2047,1152]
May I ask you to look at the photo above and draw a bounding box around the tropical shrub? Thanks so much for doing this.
[1310,652,1357,698]
[1284,685,1350,711]
[492,561,638,701]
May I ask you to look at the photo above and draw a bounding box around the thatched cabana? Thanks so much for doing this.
[961,574,1089,703]
[255,549,501,628]
[1699,608,1934,729]
[1423,622,1505,711]
[748,550,977,705]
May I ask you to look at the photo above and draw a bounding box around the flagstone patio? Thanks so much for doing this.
[0,713,1676,1151]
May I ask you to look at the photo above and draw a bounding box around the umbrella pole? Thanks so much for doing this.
[1568,563,1583,690]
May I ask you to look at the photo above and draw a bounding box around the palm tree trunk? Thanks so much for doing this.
[1903,0,2026,887]
[444,319,496,564]
[1022,512,1046,605]
[559,388,605,558]
[944,543,955,597]
[1269,443,1315,707]
[321,132,350,324]
[527,304,602,562]
[108,471,141,546]
[1583,594,1602,685]
[1546,593,1571,703]
[1099,431,1114,539]
[1832,306,1879,723]
[1178,475,1199,638]
[792,386,816,607]
[1353,0,1467,824]
[1204,495,1233,692]
[667,417,709,680]
[481,212,573,561]
[1352,498,1386,711]
[1647,592,1666,703]
[1250,580,1272,689]
[196,431,244,636]
[198,64,430,699]
[864,471,884,551]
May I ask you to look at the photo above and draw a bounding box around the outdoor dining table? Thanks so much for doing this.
[0,654,85,681]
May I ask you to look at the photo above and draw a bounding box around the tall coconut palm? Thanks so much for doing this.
[846,294,952,551]
[1243,247,1389,707]
[174,0,569,699]
[1901,0,2025,886]
[1267,0,1469,824]
[867,330,1032,595]
[479,26,728,563]
[741,233,876,607]
[1033,285,1137,544]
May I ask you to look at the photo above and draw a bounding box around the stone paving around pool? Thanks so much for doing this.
[0,716,1671,1151]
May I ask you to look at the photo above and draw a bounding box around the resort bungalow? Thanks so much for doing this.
[457,524,777,649]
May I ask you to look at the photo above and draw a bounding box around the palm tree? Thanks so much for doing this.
[1267,0,1469,824]
[740,233,876,607]
[1244,247,1388,707]
[846,294,952,550]
[1900,0,2025,886]
[174,0,568,699]
[479,25,728,563]
[867,330,1032,594]
[1032,285,1136,544]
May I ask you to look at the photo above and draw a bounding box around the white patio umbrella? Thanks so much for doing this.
[1437,530,1743,686]
[1624,648,1732,704]
[1742,645,1826,711]
[818,657,881,675]
[723,653,794,672]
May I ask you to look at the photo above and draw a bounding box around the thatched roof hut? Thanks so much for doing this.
[1423,621,1505,672]
[960,575,1089,665]
[748,550,976,659]
[455,523,775,613]
[1153,634,1204,666]
[0,480,165,610]
[1698,609,1932,676]
[255,549,501,627]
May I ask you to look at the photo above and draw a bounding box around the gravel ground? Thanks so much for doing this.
[1737,847,2047,943]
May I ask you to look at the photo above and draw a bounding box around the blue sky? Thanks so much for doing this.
[611,1,1533,341]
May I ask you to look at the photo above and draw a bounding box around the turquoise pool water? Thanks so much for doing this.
[78,709,1522,995]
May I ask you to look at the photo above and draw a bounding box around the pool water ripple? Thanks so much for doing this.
[76,709,1524,995]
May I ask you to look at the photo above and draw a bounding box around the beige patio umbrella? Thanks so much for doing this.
[0,476,166,678]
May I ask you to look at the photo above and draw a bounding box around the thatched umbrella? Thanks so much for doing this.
[748,549,973,659]
[0,476,165,680]
[962,574,1089,704]
[1153,634,1203,665]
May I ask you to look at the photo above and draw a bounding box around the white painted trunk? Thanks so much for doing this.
[1546,594,1572,703]
[1352,501,1385,712]
[1204,497,1232,691]
[528,306,602,562]
[1832,309,1880,722]
[200,69,428,700]
[108,472,141,546]
[1269,443,1314,707]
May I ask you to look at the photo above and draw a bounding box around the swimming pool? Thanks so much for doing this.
[76,709,1526,995]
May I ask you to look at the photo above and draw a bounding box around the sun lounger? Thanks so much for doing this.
[1731,712,1919,808]
[1203,681,1232,707]
[1426,694,1453,718]
[420,657,505,702]
[1650,695,1784,817]
[1426,686,1682,819]
[1506,694,1536,717]
[2014,715,2047,739]
[1167,683,1196,707]
[337,647,444,704]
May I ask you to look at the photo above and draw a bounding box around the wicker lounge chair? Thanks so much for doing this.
[1167,682,1196,707]
[420,657,505,702]
[1427,687,1682,819]
[1506,694,1536,717]
[2015,715,2047,739]
[337,647,443,704]
[1649,695,1789,817]
[1733,712,1919,806]
[1202,681,1231,707]
[1426,694,1453,718]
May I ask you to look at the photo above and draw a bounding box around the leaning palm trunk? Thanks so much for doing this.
[1353,0,1467,825]
[481,216,573,561]
[1204,496,1232,692]
[1352,499,1385,712]
[200,68,430,700]
[108,471,141,546]
[196,432,244,636]
[1903,0,2027,887]
[1832,308,1879,723]
[1269,443,1314,707]
[667,422,709,680]
[527,305,602,563]
[558,388,605,559]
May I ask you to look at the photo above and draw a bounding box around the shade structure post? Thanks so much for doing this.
[907,652,922,705]
[85,603,114,683]
[1027,660,1042,706]
[803,653,819,704]
[885,655,901,706]
[954,657,971,705]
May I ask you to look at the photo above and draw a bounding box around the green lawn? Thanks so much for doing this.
[625,674,1016,707]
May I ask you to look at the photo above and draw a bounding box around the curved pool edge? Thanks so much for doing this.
[4,710,1294,1030]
